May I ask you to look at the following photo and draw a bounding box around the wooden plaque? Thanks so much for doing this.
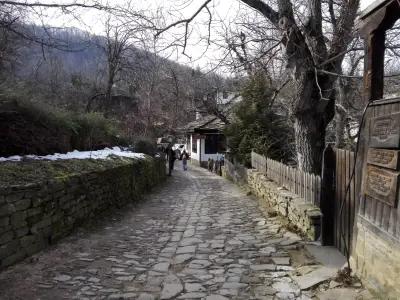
[367,148,400,170]
[369,112,400,148]
[365,165,400,207]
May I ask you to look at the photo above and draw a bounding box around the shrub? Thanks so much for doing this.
[0,92,130,155]
[72,113,122,150]
[134,137,157,156]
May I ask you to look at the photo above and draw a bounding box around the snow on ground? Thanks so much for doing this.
[0,147,145,162]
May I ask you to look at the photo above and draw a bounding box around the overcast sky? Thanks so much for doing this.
[28,0,376,73]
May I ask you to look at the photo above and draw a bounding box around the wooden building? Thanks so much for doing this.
[350,0,400,298]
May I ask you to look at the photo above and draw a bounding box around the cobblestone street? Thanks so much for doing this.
[0,164,313,300]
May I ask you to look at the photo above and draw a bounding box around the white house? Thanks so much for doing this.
[183,116,226,168]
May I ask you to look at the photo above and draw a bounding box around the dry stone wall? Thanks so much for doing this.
[0,157,165,269]
[247,170,321,240]
[223,164,321,241]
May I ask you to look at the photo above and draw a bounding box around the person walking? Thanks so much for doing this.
[165,145,176,176]
[181,150,189,171]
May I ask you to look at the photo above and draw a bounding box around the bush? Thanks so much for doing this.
[134,137,157,156]
[72,113,124,150]
[0,93,130,155]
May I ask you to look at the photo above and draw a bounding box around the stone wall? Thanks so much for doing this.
[351,217,400,299]
[234,169,322,240]
[0,156,165,269]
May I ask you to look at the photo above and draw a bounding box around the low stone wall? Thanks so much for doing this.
[245,170,322,240]
[351,217,400,299]
[0,156,165,269]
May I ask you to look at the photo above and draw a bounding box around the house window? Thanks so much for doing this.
[205,134,226,154]
[192,136,197,153]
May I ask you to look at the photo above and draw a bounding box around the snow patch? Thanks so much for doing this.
[0,147,145,162]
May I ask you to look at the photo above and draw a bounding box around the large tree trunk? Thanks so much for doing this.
[294,113,326,175]
[292,69,335,175]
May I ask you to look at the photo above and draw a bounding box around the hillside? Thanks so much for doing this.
[0,25,230,156]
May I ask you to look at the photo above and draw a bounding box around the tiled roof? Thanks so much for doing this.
[359,0,392,19]
[182,115,226,132]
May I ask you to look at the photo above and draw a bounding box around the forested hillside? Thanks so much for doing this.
[0,24,230,156]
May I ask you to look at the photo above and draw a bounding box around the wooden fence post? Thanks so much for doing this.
[320,144,336,246]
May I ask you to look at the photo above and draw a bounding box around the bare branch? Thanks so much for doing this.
[318,68,400,78]
[155,0,212,38]
[328,0,337,29]
[270,78,290,107]
[0,1,109,10]
[240,0,279,25]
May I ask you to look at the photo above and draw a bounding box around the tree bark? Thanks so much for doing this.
[294,109,326,175]
[291,68,335,174]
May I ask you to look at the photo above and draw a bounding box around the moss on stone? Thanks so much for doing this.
[0,156,149,188]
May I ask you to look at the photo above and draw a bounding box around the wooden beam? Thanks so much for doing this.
[364,30,386,101]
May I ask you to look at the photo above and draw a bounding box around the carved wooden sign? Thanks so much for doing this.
[369,112,400,148]
[367,148,400,170]
[365,165,400,207]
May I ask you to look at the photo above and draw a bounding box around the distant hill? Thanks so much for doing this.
[4,25,218,133]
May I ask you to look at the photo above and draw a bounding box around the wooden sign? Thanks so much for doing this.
[365,165,400,207]
[367,148,400,170]
[370,112,400,148]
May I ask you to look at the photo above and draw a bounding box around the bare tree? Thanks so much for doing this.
[0,1,112,51]
[157,0,361,174]
[101,17,130,108]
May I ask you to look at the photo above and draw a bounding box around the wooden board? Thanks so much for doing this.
[369,112,400,148]
[367,148,400,170]
[365,165,400,207]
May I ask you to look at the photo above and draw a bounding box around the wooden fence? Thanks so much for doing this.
[250,151,321,205]
[251,149,360,255]
[251,151,267,173]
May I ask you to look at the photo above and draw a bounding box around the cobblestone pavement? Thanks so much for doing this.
[0,163,313,300]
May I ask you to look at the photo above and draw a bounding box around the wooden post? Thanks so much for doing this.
[199,138,202,167]
[363,30,385,101]
[358,0,400,101]
[320,144,336,246]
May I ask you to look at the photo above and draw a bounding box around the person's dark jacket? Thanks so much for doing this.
[166,147,176,162]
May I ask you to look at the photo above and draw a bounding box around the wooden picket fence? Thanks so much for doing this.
[251,151,321,205]
[251,151,267,172]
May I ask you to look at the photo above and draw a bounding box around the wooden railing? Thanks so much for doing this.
[251,151,321,205]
